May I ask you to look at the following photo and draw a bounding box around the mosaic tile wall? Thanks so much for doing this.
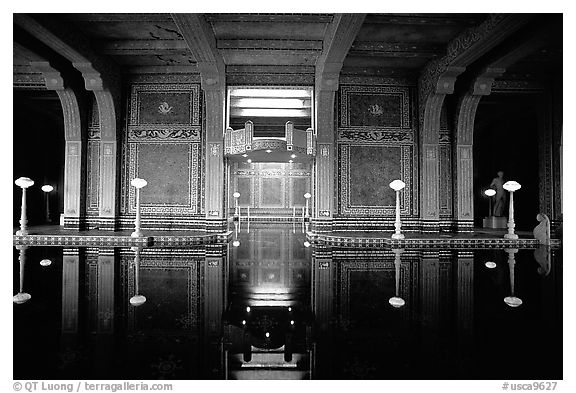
[337,84,418,218]
[120,83,203,224]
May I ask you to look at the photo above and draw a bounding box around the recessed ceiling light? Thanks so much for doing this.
[266,149,272,153]
[291,154,296,158]
[247,159,252,163]
[288,160,293,163]
[242,154,248,157]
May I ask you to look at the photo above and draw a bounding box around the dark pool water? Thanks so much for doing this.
[13,226,562,380]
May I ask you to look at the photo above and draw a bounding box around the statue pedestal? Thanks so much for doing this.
[483,216,507,229]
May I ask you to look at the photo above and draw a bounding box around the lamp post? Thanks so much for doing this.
[233,192,240,219]
[503,248,522,307]
[389,249,405,308]
[131,178,147,238]
[41,185,54,223]
[130,247,146,307]
[304,193,311,220]
[389,180,406,239]
[503,181,521,239]
[15,177,34,235]
[484,188,496,217]
[13,246,31,304]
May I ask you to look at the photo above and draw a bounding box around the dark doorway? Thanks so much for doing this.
[13,90,65,227]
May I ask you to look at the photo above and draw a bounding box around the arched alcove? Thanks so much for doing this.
[13,90,65,226]
[473,94,540,230]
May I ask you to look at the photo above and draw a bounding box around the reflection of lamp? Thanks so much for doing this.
[130,247,146,307]
[41,185,54,223]
[484,189,496,217]
[131,178,147,238]
[40,259,52,267]
[13,246,31,304]
[503,181,521,239]
[15,177,34,235]
[304,193,311,219]
[303,241,310,248]
[233,192,240,218]
[389,180,406,239]
[389,249,405,308]
[504,248,522,307]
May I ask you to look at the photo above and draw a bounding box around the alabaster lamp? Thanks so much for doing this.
[389,249,405,308]
[41,185,54,223]
[130,178,147,237]
[389,180,406,239]
[504,248,522,307]
[130,247,146,306]
[13,246,31,304]
[484,188,496,217]
[503,181,521,240]
[15,177,34,235]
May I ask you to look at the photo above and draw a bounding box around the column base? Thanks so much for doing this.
[504,233,519,240]
[391,233,405,240]
[15,229,28,236]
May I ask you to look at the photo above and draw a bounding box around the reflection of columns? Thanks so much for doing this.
[92,249,115,377]
[60,248,81,374]
[96,249,115,333]
[456,251,474,375]
[454,69,504,231]
[420,251,440,356]
[62,249,80,333]
[204,245,227,378]
[312,250,334,378]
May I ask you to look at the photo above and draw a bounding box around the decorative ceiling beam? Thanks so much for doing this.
[65,13,173,23]
[316,13,366,91]
[420,14,533,99]
[204,14,334,23]
[98,40,189,55]
[217,39,323,50]
[350,42,444,57]
[171,13,225,90]
[364,14,484,26]
[13,42,64,90]
[13,14,120,91]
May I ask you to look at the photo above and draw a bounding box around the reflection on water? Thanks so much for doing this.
[13,226,562,380]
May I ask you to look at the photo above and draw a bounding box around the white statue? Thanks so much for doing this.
[533,213,551,245]
[489,171,506,216]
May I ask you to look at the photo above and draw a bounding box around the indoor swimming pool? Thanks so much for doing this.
[13,226,562,380]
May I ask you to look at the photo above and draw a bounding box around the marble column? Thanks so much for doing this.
[313,87,337,232]
[203,86,226,232]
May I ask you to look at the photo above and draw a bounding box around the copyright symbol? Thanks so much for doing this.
[13,382,22,391]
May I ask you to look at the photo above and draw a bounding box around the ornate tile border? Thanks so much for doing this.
[307,232,562,250]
